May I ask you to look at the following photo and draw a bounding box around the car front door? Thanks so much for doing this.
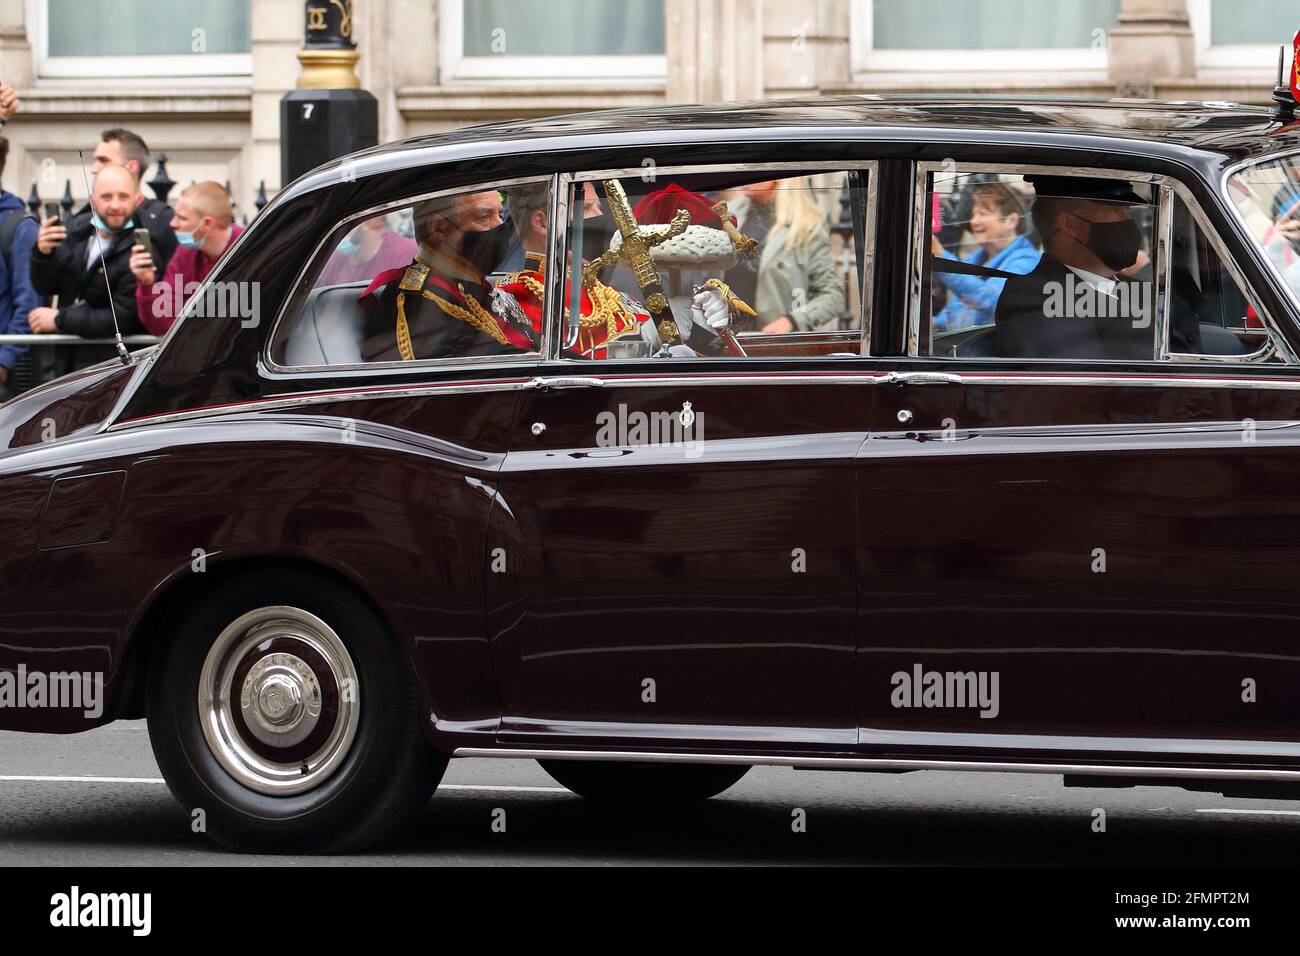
[856,160,1300,762]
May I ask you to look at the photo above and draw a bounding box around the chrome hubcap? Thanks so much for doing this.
[242,653,321,747]
[199,606,360,796]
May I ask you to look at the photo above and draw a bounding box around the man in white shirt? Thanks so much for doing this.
[993,176,1152,359]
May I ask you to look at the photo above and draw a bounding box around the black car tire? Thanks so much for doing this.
[539,759,750,803]
[146,570,445,853]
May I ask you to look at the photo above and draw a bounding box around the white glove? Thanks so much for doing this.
[691,289,730,334]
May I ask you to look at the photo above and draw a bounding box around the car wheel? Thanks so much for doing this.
[146,570,445,853]
[539,760,750,802]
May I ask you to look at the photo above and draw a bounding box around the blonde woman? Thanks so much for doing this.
[724,177,844,332]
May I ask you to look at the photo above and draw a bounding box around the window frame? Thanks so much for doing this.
[545,160,880,363]
[262,173,561,377]
[849,0,1111,77]
[438,0,667,82]
[1187,0,1290,72]
[28,0,252,80]
[908,160,1293,366]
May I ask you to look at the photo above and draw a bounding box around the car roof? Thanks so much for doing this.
[378,94,1295,156]
[278,95,1300,207]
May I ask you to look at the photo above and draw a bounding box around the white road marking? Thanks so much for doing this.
[441,784,568,794]
[0,774,566,794]
[0,774,164,784]
[1194,808,1300,816]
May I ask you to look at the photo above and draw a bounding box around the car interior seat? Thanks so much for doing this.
[282,281,370,366]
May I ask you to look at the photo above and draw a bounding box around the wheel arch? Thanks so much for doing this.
[113,553,427,724]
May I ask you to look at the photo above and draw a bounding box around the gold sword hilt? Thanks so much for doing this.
[711,200,759,262]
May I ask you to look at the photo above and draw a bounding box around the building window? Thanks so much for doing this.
[1189,0,1296,71]
[32,0,251,79]
[441,0,666,80]
[852,0,1120,73]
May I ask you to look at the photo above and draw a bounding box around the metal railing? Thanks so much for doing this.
[0,335,159,345]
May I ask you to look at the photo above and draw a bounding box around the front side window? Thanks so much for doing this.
[922,165,1280,363]
[559,169,869,359]
[273,179,552,368]
[1166,197,1274,359]
[923,169,1157,360]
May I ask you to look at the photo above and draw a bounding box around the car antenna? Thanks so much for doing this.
[1270,41,1296,124]
[76,149,131,366]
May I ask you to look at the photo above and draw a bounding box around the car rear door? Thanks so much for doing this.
[487,160,880,751]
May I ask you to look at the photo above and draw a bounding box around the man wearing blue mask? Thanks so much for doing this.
[29,163,168,374]
[131,181,243,335]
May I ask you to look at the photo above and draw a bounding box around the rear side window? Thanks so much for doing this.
[559,166,872,359]
[270,179,552,368]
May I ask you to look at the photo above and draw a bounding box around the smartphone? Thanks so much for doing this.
[132,228,151,255]
[43,202,60,225]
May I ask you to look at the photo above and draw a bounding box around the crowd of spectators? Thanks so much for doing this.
[0,94,244,399]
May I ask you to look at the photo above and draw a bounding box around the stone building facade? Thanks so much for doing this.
[0,0,1291,214]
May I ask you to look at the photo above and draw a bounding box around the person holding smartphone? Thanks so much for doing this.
[130,181,242,335]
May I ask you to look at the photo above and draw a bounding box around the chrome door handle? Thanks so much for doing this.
[883,371,963,386]
[529,376,606,390]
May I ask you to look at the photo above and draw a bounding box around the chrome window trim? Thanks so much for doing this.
[910,160,1294,367]
[558,160,879,361]
[455,747,1300,782]
[859,165,879,356]
[261,172,561,376]
[1220,146,1300,331]
[1154,185,1173,361]
[104,367,1300,433]
[1164,171,1286,363]
[907,157,925,357]
[107,377,537,431]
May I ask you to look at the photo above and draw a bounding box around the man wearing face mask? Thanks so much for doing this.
[359,189,532,362]
[131,181,243,335]
[28,164,168,375]
[993,176,1152,359]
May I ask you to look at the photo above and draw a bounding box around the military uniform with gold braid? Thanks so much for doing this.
[359,240,535,362]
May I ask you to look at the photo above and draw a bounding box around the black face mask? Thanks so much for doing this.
[1074,214,1141,273]
[459,225,510,275]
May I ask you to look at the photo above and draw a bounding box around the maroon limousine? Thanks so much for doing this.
[3,91,1300,852]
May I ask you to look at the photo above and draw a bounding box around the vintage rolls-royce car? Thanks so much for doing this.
[3,93,1300,852]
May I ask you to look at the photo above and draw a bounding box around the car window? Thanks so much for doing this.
[559,168,869,359]
[271,179,551,368]
[1166,197,1277,360]
[922,168,1158,361]
[1227,155,1300,306]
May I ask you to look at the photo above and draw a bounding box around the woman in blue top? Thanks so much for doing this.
[932,181,1042,333]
